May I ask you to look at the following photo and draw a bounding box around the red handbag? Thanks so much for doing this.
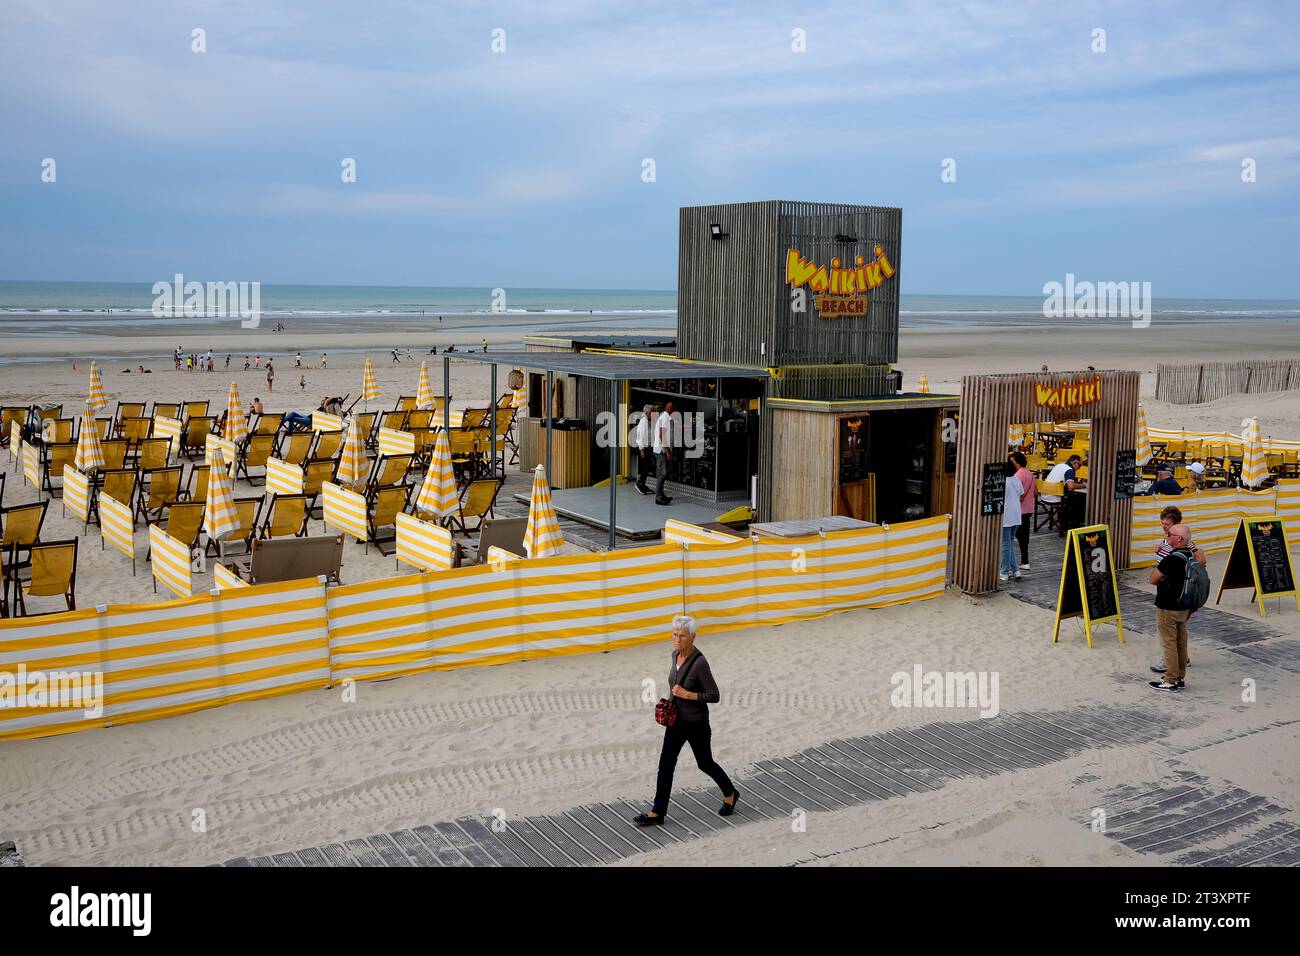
[655,651,699,727]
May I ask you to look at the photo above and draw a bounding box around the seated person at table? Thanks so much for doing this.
[1148,465,1182,496]
[1187,459,1205,489]
[1043,454,1085,535]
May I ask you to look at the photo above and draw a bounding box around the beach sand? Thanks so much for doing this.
[2,316,1298,866]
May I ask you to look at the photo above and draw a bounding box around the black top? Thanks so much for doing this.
[669,649,721,723]
[1155,551,1189,610]
[1150,477,1182,496]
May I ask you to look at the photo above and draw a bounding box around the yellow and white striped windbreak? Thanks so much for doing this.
[204,447,240,541]
[9,419,21,461]
[1241,418,1268,489]
[336,417,366,490]
[213,561,249,590]
[523,465,563,559]
[87,361,108,411]
[1007,423,1024,448]
[153,415,182,447]
[1135,405,1153,466]
[511,386,526,410]
[322,481,368,541]
[224,382,248,446]
[265,456,303,495]
[362,357,381,401]
[378,427,416,456]
[395,511,455,570]
[62,465,91,523]
[75,409,105,472]
[22,440,41,487]
[416,361,434,409]
[416,428,457,518]
[149,524,192,598]
[312,411,343,432]
[99,491,135,560]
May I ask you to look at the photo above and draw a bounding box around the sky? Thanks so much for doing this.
[0,0,1297,297]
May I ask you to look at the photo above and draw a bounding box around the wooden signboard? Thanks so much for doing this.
[1215,518,1299,618]
[981,462,1006,517]
[1114,448,1137,500]
[1052,523,1124,647]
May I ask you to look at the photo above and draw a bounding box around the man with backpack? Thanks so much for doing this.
[1148,524,1209,691]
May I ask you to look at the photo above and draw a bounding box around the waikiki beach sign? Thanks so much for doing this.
[785,246,896,318]
[1034,374,1103,414]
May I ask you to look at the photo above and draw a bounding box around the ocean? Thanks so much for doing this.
[1,281,1298,327]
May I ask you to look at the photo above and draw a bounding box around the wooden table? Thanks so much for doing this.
[749,516,878,538]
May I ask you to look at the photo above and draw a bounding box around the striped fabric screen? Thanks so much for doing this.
[99,493,136,561]
[153,416,183,447]
[213,562,249,590]
[149,525,192,598]
[265,457,304,495]
[205,434,239,472]
[395,512,455,571]
[22,440,41,487]
[1129,487,1285,566]
[663,518,739,545]
[378,428,416,456]
[312,411,344,432]
[62,466,91,523]
[321,481,368,542]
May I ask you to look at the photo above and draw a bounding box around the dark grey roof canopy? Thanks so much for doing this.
[449,350,769,381]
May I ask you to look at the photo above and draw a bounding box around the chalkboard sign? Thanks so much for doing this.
[1216,518,1299,618]
[981,462,1007,516]
[1115,449,1137,500]
[1053,523,1124,647]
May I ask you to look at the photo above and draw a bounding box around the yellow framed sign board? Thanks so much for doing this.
[1215,518,1299,618]
[1052,523,1124,648]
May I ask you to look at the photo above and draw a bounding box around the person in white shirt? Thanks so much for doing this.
[653,402,676,505]
[634,404,654,495]
[1043,454,1084,535]
[1000,465,1025,582]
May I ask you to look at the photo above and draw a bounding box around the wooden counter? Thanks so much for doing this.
[518,418,592,489]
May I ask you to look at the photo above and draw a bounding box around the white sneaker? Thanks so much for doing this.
[999,572,1009,582]
[1019,563,1030,570]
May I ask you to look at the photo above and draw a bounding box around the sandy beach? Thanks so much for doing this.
[2,314,1299,867]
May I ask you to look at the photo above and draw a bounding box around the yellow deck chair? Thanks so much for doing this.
[137,437,171,471]
[181,416,215,458]
[253,412,284,435]
[461,407,490,429]
[138,466,184,523]
[17,539,77,615]
[405,409,433,430]
[369,454,413,491]
[2,500,49,550]
[118,416,151,444]
[94,417,113,440]
[186,464,210,503]
[379,410,408,432]
[354,411,377,445]
[42,442,77,496]
[396,396,417,412]
[312,430,343,460]
[452,477,503,535]
[1033,480,1065,532]
[93,469,137,526]
[152,402,181,420]
[162,501,205,551]
[258,494,310,539]
[238,434,277,483]
[115,401,145,425]
[207,496,260,558]
[1,406,25,448]
[366,484,411,552]
[278,430,314,466]
[100,439,129,471]
[183,400,210,420]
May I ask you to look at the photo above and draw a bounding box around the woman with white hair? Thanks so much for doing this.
[633,615,739,826]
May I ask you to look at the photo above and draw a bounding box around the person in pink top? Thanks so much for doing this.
[1010,451,1035,570]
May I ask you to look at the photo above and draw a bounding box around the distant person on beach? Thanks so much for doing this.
[1010,451,1035,570]
[266,362,275,392]
[255,355,262,368]
[999,460,1024,582]
[321,353,328,369]
[243,356,251,371]
[482,338,488,352]
[300,374,306,392]
[429,345,438,355]
[635,404,654,496]
[653,402,675,506]
[225,354,231,369]
[632,615,738,827]
[393,349,400,363]
[295,352,302,368]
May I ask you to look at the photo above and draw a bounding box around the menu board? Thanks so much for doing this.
[1216,518,1299,617]
[1115,449,1137,500]
[838,417,870,483]
[981,462,1006,516]
[1052,524,1124,647]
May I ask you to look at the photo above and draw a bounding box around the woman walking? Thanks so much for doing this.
[999,460,1024,583]
[633,615,739,826]
[1010,451,1035,570]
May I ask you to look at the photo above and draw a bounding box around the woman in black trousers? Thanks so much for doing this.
[633,615,739,826]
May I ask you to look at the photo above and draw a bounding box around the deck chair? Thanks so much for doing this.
[447,428,482,484]
[303,458,338,517]
[238,433,277,484]
[118,415,151,445]
[458,516,528,566]
[378,410,408,433]
[405,409,433,431]
[0,407,25,448]
[256,494,310,540]
[395,395,418,412]
[152,401,181,421]
[278,429,314,466]
[253,412,284,436]
[232,534,344,586]
[93,417,114,440]
[47,418,76,444]
[184,464,211,503]
[206,496,260,559]
[147,501,205,562]
[181,416,215,459]
[312,429,343,461]
[37,404,63,424]
[137,466,184,524]
[1,546,7,618]
[461,407,491,430]
[367,454,413,493]
[1,500,50,595]
[1033,480,1065,532]
[183,400,210,421]
[15,539,77,615]
[89,469,137,526]
[451,477,503,535]
[366,483,412,554]
[41,442,77,497]
[115,402,145,427]
[353,412,377,447]
[100,438,129,471]
[137,437,171,471]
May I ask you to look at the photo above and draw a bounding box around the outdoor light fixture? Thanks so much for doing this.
[834,233,858,243]
[709,223,729,240]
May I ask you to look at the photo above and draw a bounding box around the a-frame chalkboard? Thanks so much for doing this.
[1052,523,1125,647]
[1215,518,1300,618]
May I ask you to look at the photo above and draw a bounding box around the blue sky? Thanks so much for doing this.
[1,0,1297,296]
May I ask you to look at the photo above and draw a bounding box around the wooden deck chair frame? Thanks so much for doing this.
[367,454,413,495]
[16,538,77,616]
[238,433,277,484]
[253,412,284,436]
[451,477,503,536]
[137,436,171,472]
[184,463,211,503]
[115,401,146,428]
[118,415,151,446]
[302,457,338,518]
[365,483,412,555]
[277,429,315,466]
[181,416,216,459]
[41,441,78,497]
[2,500,51,598]
[255,494,311,540]
[183,400,210,421]
[0,406,26,449]
[99,438,129,471]
[152,401,181,421]
[311,429,344,461]
[89,469,137,527]
[145,500,205,563]
[137,466,185,524]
